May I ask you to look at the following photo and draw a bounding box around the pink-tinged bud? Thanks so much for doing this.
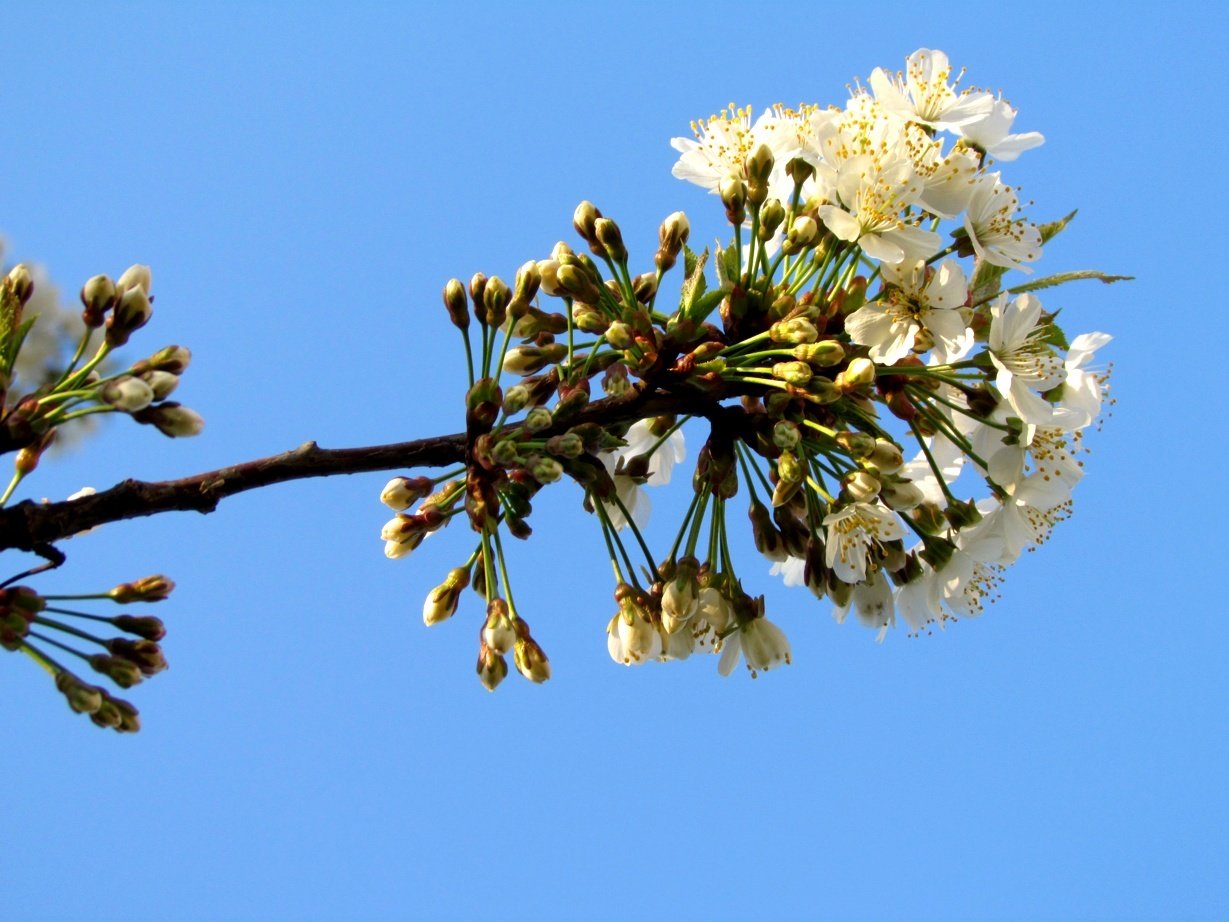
[108,575,175,603]
[101,376,155,412]
[116,264,153,295]
[131,402,204,437]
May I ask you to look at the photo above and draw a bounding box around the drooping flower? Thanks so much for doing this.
[717,614,792,678]
[823,501,906,583]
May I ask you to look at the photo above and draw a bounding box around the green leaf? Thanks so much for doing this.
[1038,210,1078,245]
[680,247,709,315]
[1006,270,1135,297]
[970,258,1009,308]
[0,284,24,377]
[1042,321,1069,351]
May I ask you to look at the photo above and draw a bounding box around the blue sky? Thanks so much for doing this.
[1,3,1225,920]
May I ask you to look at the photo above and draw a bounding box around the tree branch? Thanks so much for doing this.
[0,387,729,551]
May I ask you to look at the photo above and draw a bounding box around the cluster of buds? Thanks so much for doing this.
[0,263,202,505]
[378,48,1118,686]
[0,574,173,732]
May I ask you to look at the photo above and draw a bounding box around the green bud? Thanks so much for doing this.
[772,361,812,387]
[594,217,627,264]
[80,274,117,326]
[772,420,800,450]
[524,407,552,432]
[443,278,469,330]
[758,199,786,241]
[793,340,846,367]
[719,176,747,226]
[770,317,818,344]
[656,211,690,272]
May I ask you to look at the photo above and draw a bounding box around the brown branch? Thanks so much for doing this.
[0,387,727,551]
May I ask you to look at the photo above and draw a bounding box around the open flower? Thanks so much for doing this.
[867,48,994,131]
[823,501,905,584]
[844,258,970,363]
[988,293,1066,425]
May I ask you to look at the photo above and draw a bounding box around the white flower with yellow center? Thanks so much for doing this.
[818,154,940,264]
[823,501,905,584]
[988,293,1065,425]
[833,572,896,642]
[896,549,1003,631]
[963,173,1042,273]
[670,104,798,193]
[867,49,994,131]
[844,258,970,363]
[1052,332,1113,431]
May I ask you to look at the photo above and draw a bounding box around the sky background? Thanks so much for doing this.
[1,2,1225,920]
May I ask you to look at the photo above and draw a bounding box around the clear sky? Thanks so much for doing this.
[1,2,1225,920]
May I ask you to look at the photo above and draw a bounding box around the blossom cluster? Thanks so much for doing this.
[0,261,199,728]
[380,49,1120,686]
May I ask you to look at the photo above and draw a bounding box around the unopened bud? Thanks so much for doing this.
[835,431,876,458]
[443,278,469,330]
[509,261,541,319]
[105,286,152,346]
[482,276,510,328]
[838,356,876,390]
[88,654,143,688]
[843,470,882,502]
[133,345,191,376]
[131,402,204,437]
[116,264,152,295]
[772,361,812,387]
[424,567,470,626]
[483,599,516,654]
[109,575,175,603]
[6,264,34,304]
[594,218,627,264]
[476,642,508,691]
[772,420,800,450]
[770,318,818,344]
[80,274,117,326]
[573,201,602,252]
[56,672,103,715]
[529,455,563,484]
[719,176,747,226]
[758,199,786,240]
[793,340,845,367]
[782,216,818,254]
[745,144,775,206]
[604,320,633,351]
[514,635,551,683]
[656,211,690,272]
[113,615,166,641]
[380,475,433,511]
[139,370,179,400]
[868,439,905,474]
[524,407,552,432]
[101,376,155,412]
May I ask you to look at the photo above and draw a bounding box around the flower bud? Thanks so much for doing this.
[6,264,34,304]
[476,642,508,691]
[132,345,191,376]
[758,199,786,240]
[109,575,175,603]
[105,637,167,676]
[508,261,541,319]
[837,356,876,391]
[604,320,633,351]
[514,636,551,683]
[749,498,788,561]
[843,470,882,502]
[80,274,117,326]
[380,475,433,511]
[101,376,155,412]
[592,217,627,264]
[545,431,584,459]
[719,177,747,226]
[771,361,812,387]
[772,420,800,451]
[782,216,818,254]
[140,370,180,400]
[745,143,775,206]
[529,455,563,484]
[105,286,152,346]
[482,275,510,329]
[793,341,845,367]
[881,477,924,510]
[56,672,103,715]
[770,318,818,344]
[524,406,552,432]
[424,567,470,626]
[835,431,876,458]
[868,439,905,474]
[502,343,566,376]
[113,614,166,641]
[131,402,204,437]
[656,211,690,272]
[443,278,469,330]
[116,264,153,295]
[88,654,143,689]
[482,599,516,654]
[573,200,602,252]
